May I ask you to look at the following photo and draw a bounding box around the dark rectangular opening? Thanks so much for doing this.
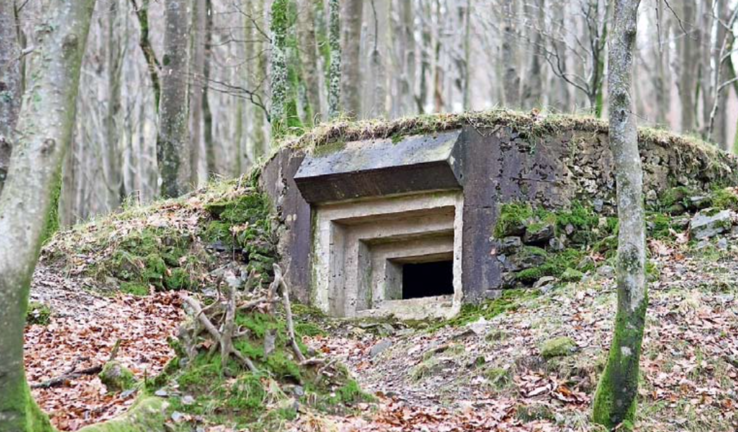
[402,260,454,299]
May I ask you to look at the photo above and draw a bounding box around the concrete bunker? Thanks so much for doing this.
[295,132,465,319]
[261,112,738,319]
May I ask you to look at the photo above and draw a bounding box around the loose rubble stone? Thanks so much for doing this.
[548,237,565,251]
[533,276,556,289]
[370,340,392,358]
[689,208,733,240]
[498,236,523,254]
[523,223,555,244]
[507,248,547,271]
[597,265,615,278]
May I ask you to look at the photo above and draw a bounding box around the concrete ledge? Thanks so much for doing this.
[295,131,464,203]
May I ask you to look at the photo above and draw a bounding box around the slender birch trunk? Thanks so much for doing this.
[157,0,191,198]
[0,1,96,430]
[592,0,647,429]
[0,0,21,197]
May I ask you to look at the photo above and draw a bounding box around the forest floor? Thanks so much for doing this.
[25,235,737,431]
[22,176,737,431]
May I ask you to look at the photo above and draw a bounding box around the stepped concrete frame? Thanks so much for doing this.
[261,116,738,318]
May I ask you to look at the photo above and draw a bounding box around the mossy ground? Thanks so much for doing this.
[41,172,277,296]
[146,306,373,431]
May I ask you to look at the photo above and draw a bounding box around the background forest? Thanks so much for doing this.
[3,0,737,225]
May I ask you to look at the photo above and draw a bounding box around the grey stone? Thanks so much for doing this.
[690,208,733,240]
[717,238,728,250]
[498,236,523,254]
[370,340,392,358]
[533,276,556,289]
[689,195,711,210]
[500,272,517,289]
[593,198,605,212]
[672,215,691,230]
[565,224,575,235]
[597,265,615,278]
[523,223,555,244]
[507,250,546,271]
[548,237,565,251]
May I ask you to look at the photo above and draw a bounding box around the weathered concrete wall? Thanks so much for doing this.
[260,147,312,303]
[262,120,738,306]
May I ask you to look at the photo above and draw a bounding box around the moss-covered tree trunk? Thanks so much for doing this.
[327,0,341,119]
[157,0,191,198]
[270,0,290,136]
[592,0,646,430]
[0,0,21,197]
[0,0,96,430]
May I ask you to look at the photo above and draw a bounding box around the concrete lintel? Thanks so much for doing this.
[295,131,464,203]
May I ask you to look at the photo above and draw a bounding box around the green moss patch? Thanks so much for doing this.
[540,337,577,359]
[151,305,370,429]
[26,302,52,326]
[202,192,276,279]
[100,360,138,392]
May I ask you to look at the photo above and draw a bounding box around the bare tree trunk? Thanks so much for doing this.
[105,0,124,211]
[245,0,268,158]
[340,0,364,118]
[501,0,520,108]
[396,0,416,116]
[0,0,96,429]
[417,1,431,113]
[60,132,78,227]
[189,0,205,187]
[712,0,730,149]
[202,0,214,176]
[0,0,21,197]
[368,0,388,118]
[432,0,444,112]
[653,0,671,126]
[677,0,698,133]
[550,1,570,112]
[157,0,191,198]
[522,0,545,109]
[297,0,322,124]
[698,0,714,138]
[462,0,472,110]
[592,0,647,429]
